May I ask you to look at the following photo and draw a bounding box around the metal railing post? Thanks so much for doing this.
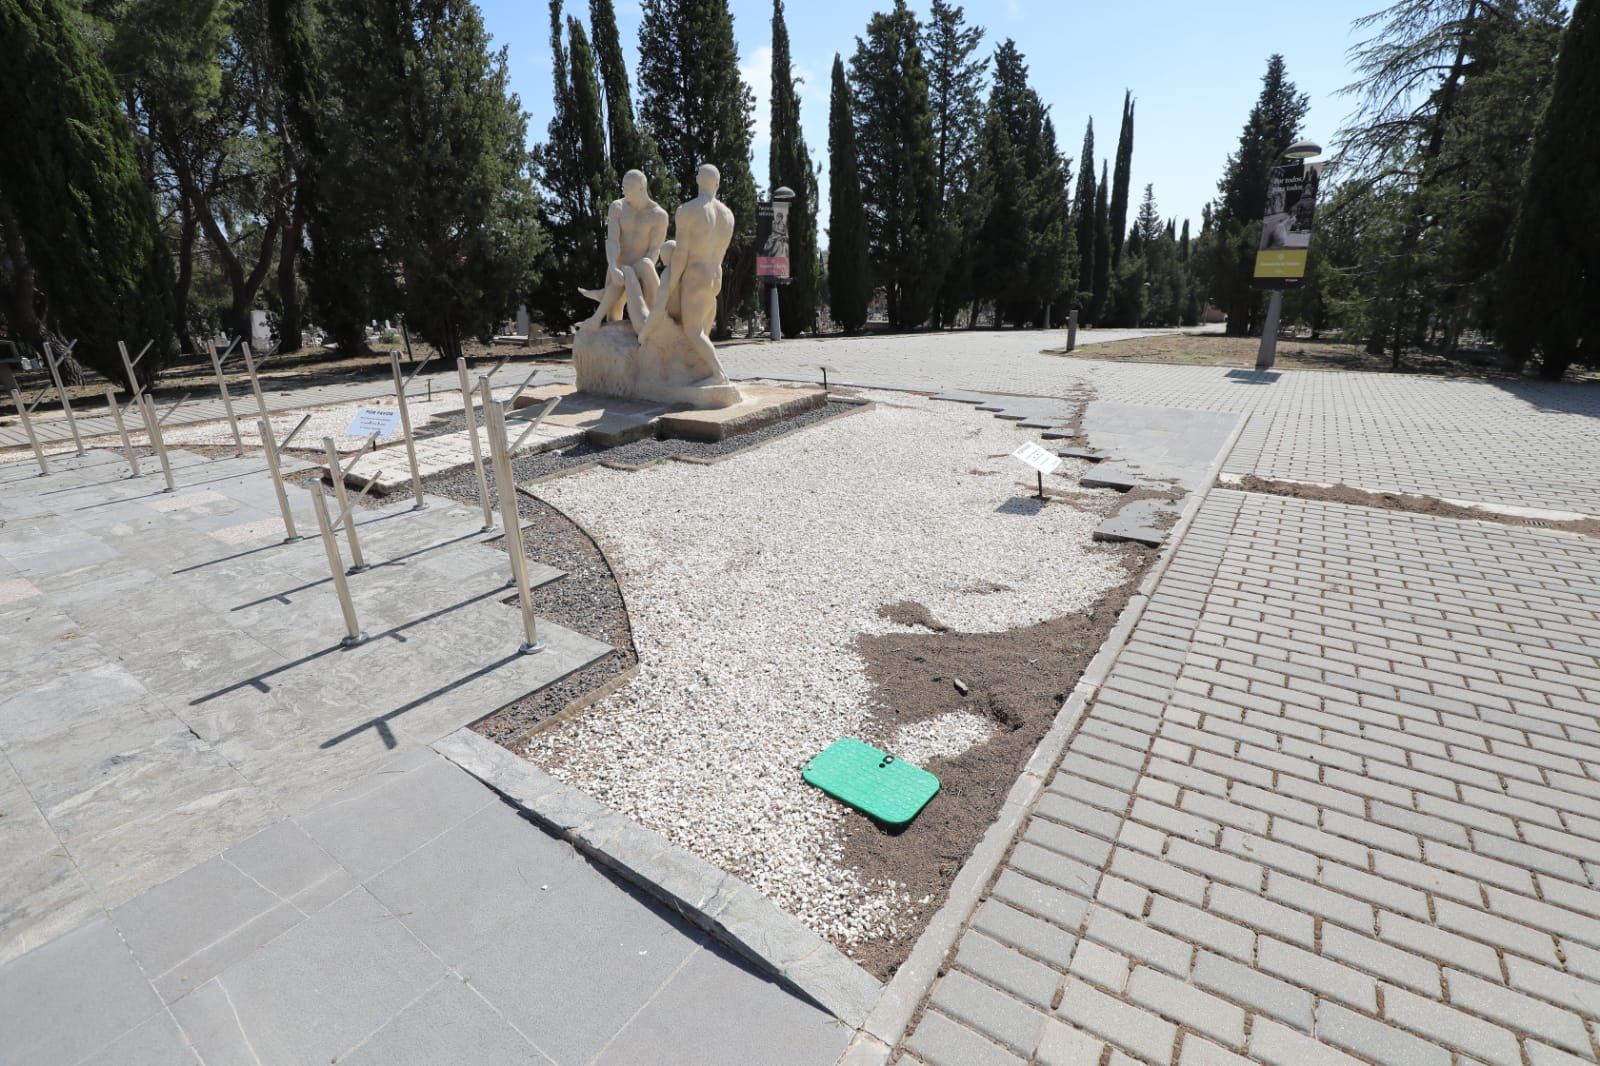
[483,398,543,655]
[206,341,245,456]
[310,483,367,647]
[257,416,302,542]
[456,357,494,532]
[322,436,367,571]
[389,350,426,509]
[42,341,85,455]
[137,394,175,492]
[240,342,271,422]
[103,386,139,475]
[8,388,49,475]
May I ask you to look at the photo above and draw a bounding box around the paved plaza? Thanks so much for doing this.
[4,330,1600,1065]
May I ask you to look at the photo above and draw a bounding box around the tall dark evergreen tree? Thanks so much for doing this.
[770,0,819,333]
[1091,161,1111,323]
[1209,54,1307,336]
[922,0,986,326]
[826,53,871,332]
[1502,0,1597,379]
[589,0,663,188]
[0,0,174,382]
[638,0,757,337]
[1072,121,1097,307]
[1109,90,1134,262]
[851,0,944,329]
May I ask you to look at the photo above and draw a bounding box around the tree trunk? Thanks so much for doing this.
[0,197,43,349]
[171,190,200,355]
[276,196,306,352]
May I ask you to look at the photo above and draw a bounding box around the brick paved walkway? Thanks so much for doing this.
[898,489,1600,1065]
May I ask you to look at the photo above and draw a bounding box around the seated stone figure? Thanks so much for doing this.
[577,169,668,332]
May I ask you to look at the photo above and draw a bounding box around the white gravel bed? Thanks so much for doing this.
[890,712,998,766]
[524,391,1128,950]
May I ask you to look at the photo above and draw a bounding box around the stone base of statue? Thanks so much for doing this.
[573,319,742,409]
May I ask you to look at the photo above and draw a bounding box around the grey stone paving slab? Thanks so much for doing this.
[1078,466,1143,491]
[339,976,553,1065]
[1094,497,1185,547]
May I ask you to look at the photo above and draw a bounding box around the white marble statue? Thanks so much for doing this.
[573,163,741,408]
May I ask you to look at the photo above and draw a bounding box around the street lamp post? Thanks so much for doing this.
[1256,140,1322,371]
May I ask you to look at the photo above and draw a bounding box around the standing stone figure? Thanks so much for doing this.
[578,169,669,332]
[641,164,734,362]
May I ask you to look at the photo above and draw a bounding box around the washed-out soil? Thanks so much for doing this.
[1235,474,1600,539]
[841,541,1152,978]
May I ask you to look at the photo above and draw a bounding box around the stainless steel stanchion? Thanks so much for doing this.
[508,397,560,454]
[389,351,427,509]
[240,342,271,422]
[322,437,367,571]
[311,483,367,647]
[138,394,175,492]
[457,357,494,532]
[42,341,85,456]
[8,388,49,475]
[103,386,139,475]
[207,341,245,455]
[258,417,302,542]
[483,399,544,655]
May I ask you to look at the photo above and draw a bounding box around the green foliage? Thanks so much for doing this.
[1109,91,1134,262]
[850,0,944,330]
[589,0,666,190]
[638,0,757,337]
[1501,0,1598,379]
[826,54,872,333]
[1090,162,1111,323]
[922,0,986,325]
[0,0,174,382]
[1072,121,1096,310]
[770,0,819,333]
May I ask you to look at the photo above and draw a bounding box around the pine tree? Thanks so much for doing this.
[638,0,757,337]
[1502,0,1598,379]
[1072,121,1097,308]
[1209,55,1308,337]
[923,0,986,326]
[770,0,819,333]
[0,0,174,382]
[1109,90,1135,263]
[1091,162,1111,323]
[851,0,944,330]
[826,54,871,332]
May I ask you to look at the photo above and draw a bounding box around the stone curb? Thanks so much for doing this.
[837,408,1251,1065]
[432,728,883,1030]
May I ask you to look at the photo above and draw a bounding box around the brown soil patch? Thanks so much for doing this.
[841,543,1151,978]
[1236,474,1600,539]
[878,601,950,632]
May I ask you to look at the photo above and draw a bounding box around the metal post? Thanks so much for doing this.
[1067,310,1079,353]
[206,341,245,456]
[240,342,271,422]
[389,351,426,509]
[42,341,85,455]
[8,388,48,475]
[484,399,543,654]
[457,358,494,532]
[258,417,302,542]
[103,386,139,475]
[310,483,367,647]
[1256,291,1284,371]
[322,437,367,571]
[138,394,175,492]
[769,284,782,342]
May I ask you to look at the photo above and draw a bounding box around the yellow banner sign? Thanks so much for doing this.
[1253,248,1309,280]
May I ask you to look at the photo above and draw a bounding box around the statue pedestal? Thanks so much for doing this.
[573,319,741,410]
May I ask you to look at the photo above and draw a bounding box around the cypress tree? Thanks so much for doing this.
[1072,121,1096,307]
[589,0,667,198]
[923,0,986,326]
[1109,90,1134,262]
[1502,0,1598,380]
[851,0,944,330]
[1091,162,1111,323]
[0,0,173,383]
[770,0,819,333]
[826,54,871,333]
[973,106,1029,326]
[638,0,757,337]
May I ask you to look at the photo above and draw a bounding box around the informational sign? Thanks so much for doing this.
[1252,161,1323,291]
[756,199,792,280]
[344,407,402,440]
[1012,441,1063,476]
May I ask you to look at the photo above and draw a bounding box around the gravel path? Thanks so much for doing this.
[523,392,1129,951]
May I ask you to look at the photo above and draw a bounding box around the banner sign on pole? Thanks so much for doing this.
[756,200,792,281]
[1251,161,1323,291]
[344,407,402,440]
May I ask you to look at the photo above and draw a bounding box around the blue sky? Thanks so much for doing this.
[478,0,1379,246]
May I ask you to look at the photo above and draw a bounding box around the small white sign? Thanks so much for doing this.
[344,407,402,439]
[1011,441,1062,476]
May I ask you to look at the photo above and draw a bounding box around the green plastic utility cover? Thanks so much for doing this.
[803,738,940,827]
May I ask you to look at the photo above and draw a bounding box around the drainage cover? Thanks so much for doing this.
[803,738,940,827]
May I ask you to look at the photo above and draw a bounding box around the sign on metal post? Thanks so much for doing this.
[343,407,402,440]
[756,200,793,281]
[1012,441,1063,475]
[1251,161,1323,291]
